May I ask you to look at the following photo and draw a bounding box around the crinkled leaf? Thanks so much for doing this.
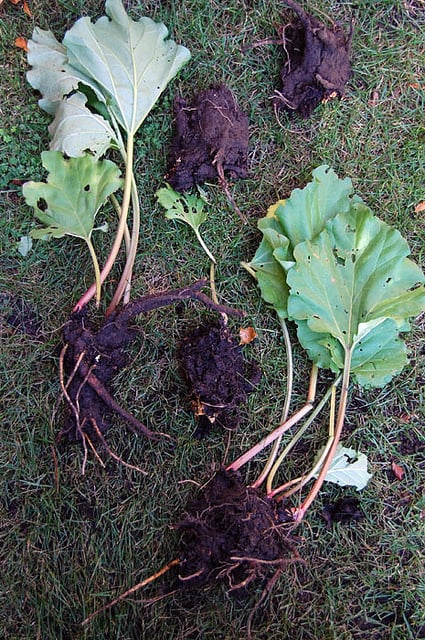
[246,165,358,317]
[48,92,116,158]
[156,186,216,263]
[287,205,425,385]
[314,444,372,490]
[23,151,122,241]
[63,0,191,136]
[273,165,356,250]
[157,186,207,229]
[26,28,77,115]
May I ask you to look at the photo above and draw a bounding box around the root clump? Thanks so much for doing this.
[275,0,353,117]
[165,84,249,221]
[177,469,299,593]
[58,281,244,447]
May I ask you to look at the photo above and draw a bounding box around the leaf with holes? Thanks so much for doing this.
[23,151,122,241]
[314,444,372,490]
[287,204,425,385]
[48,92,117,158]
[156,185,216,263]
[62,0,191,137]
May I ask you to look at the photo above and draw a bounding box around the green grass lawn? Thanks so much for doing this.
[1,1,424,638]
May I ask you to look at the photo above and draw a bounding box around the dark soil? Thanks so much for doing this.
[2,292,43,339]
[178,320,261,438]
[321,496,363,526]
[177,468,299,593]
[165,84,249,194]
[59,280,244,444]
[275,0,353,117]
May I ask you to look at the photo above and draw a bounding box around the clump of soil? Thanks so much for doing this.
[165,84,249,219]
[177,469,299,595]
[322,496,363,526]
[274,0,353,117]
[178,319,261,438]
[58,280,244,444]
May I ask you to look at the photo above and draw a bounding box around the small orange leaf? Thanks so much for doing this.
[414,200,425,213]
[22,0,32,16]
[15,36,28,52]
[391,461,404,481]
[239,326,257,345]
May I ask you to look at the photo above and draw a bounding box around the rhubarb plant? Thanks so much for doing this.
[234,166,425,520]
[23,0,190,311]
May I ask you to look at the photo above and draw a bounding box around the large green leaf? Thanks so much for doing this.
[246,166,358,317]
[23,151,122,241]
[273,165,355,250]
[287,206,425,385]
[63,0,191,136]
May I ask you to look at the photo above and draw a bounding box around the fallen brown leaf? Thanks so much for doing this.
[5,0,31,15]
[391,461,404,481]
[414,201,425,213]
[239,326,257,345]
[15,36,28,52]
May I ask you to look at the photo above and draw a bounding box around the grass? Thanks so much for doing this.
[0,0,424,638]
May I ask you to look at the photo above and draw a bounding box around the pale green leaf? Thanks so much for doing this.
[63,0,191,136]
[17,236,33,257]
[23,151,122,242]
[26,28,77,115]
[48,92,116,158]
[314,444,372,490]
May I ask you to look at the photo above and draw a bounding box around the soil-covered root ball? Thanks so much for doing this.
[58,281,245,445]
[176,469,300,593]
[275,0,353,117]
[165,84,249,193]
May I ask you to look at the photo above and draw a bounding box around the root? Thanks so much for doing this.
[89,419,147,475]
[81,558,180,626]
[246,568,283,640]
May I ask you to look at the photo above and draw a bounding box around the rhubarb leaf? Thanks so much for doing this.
[63,0,191,136]
[48,92,116,158]
[23,151,122,242]
[26,28,76,115]
[246,165,358,317]
[287,205,425,385]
